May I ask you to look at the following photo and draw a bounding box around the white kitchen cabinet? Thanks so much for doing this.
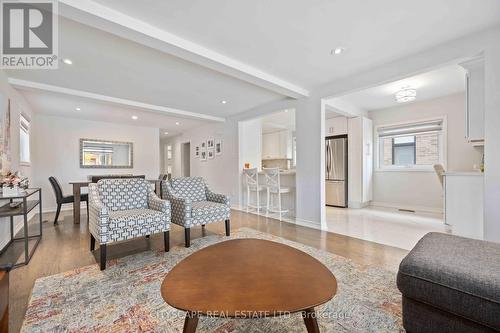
[262,130,291,160]
[444,172,484,240]
[347,116,373,208]
[459,57,485,143]
[325,116,348,137]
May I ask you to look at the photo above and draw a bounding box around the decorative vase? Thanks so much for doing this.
[2,185,19,196]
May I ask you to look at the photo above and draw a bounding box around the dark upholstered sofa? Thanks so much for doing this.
[397,232,500,333]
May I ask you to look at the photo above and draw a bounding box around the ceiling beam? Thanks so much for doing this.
[58,0,310,99]
[9,78,226,122]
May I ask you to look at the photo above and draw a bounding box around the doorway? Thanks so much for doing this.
[181,142,191,177]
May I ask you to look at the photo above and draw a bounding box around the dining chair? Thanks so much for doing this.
[243,168,266,214]
[263,168,292,221]
[49,176,89,224]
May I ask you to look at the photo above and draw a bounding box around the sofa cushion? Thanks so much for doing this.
[397,232,500,330]
[191,201,230,225]
[170,177,206,202]
[98,179,150,211]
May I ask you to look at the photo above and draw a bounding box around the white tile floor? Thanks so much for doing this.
[323,206,450,250]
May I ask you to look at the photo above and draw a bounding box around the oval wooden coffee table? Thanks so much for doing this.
[161,239,337,333]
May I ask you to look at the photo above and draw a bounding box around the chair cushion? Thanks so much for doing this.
[107,208,168,241]
[397,232,500,330]
[191,201,230,225]
[170,177,206,202]
[98,179,149,211]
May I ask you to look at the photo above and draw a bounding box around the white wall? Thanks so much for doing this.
[32,115,160,212]
[161,120,240,205]
[0,71,35,249]
[368,93,482,213]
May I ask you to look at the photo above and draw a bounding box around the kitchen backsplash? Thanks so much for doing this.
[262,159,290,170]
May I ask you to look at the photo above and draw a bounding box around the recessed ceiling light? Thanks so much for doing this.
[131,115,138,120]
[175,122,180,125]
[331,47,345,55]
[75,107,81,111]
[62,58,73,65]
[284,110,289,113]
[221,100,227,104]
[395,87,417,103]
[164,132,169,135]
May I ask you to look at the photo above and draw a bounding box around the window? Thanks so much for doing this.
[377,119,444,170]
[19,114,30,164]
[167,145,172,160]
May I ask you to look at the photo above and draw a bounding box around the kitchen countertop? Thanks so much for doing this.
[443,171,484,176]
[257,170,296,175]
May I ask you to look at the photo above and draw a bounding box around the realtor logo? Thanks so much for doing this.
[1,0,58,69]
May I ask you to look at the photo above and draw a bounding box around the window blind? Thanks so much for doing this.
[377,119,443,137]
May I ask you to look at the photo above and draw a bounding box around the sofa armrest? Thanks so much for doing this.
[148,192,171,214]
[206,186,230,205]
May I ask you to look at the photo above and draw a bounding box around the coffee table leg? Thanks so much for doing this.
[183,312,199,333]
[302,308,320,333]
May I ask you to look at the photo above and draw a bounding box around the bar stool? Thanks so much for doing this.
[243,168,266,214]
[263,168,292,221]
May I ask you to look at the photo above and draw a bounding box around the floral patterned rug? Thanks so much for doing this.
[22,228,404,332]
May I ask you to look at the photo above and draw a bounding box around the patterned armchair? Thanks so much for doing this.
[89,178,171,270]
[161,177,230,247]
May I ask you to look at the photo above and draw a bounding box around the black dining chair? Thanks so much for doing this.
[49,177,89,225]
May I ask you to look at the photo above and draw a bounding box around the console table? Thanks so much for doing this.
[0,188,43,268]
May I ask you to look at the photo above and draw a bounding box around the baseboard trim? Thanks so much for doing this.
[348,201,371,209]
[294,217,321,230]
[370,201,443,215]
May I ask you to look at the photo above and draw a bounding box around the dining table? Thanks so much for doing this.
[69,179,162,224]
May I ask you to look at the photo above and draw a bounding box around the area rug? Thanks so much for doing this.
[21,228,404,332]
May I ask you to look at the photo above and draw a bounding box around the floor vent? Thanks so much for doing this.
[398,208,416,213]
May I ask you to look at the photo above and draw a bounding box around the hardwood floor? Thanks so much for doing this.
[7,209,408,332]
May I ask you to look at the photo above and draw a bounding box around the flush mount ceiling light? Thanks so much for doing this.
[221,100,227,104]
[175,122,180,125]
[131,115,138,120]
[75,107,81,111]
[331,47,345,55]
[62,58,73,65]
[395,87,417,103]
[164,131,169,135]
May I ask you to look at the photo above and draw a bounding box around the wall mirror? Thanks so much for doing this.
[80,139,133,168]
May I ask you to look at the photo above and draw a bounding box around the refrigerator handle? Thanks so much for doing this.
[326,141,330,177]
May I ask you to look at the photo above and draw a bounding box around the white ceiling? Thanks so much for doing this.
[261,109,295,134]
[6,0,500,130]
[7,17,284,119]
[19,89,205,138]
[331,65,466,111]
[90,0,500,90]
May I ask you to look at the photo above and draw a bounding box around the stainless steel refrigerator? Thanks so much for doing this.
[325,136,347,207]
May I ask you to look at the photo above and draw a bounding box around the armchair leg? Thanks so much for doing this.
[164,231,169,252]
[100,244,107,270]
[185,228,191,248]
[86,200,89,222]
[225,219,230,236]
[90,234,95,251]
